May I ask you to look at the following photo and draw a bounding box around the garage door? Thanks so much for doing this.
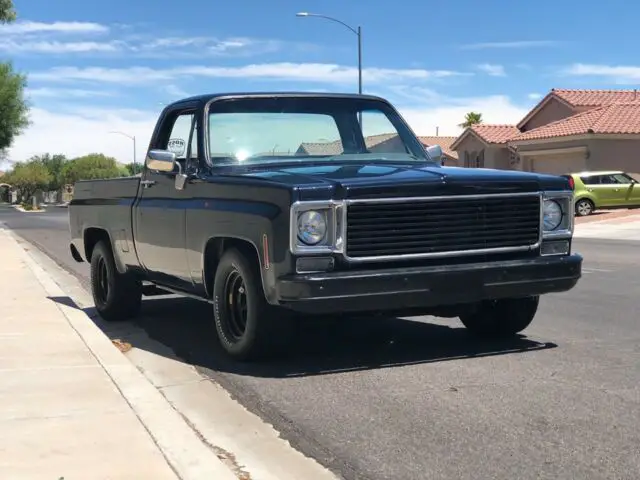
[531,154,587,175]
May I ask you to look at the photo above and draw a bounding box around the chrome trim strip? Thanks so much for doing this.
[342,192,543,263]
[342,191,541,205]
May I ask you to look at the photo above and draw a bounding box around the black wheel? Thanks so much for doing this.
[575,198,595,217]
[90,240,142,322]
[212,248,292,361]
[459,296,539,337]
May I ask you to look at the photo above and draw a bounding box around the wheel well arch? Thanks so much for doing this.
[202,236,262,298]
[83,228,126,274]
[575,195,596,207]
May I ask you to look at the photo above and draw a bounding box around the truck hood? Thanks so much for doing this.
[220,161,568,201]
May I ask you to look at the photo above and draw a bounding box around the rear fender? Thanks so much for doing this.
[83,228,127,274]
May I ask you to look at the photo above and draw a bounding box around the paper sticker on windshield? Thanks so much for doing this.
[168,138,186,156]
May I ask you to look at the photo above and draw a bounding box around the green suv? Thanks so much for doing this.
[564,171,640,216]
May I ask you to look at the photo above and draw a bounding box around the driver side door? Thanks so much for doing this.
[133,105,197,290]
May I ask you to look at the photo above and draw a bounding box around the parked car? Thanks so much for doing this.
[68,92,582,361]
[564,170,640,216]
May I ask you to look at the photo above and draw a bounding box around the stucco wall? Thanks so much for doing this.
[520,98,576,132]
[369,136,406,154]
[511,137,640,178]
[587,139,640,179]
[453,134,509,168]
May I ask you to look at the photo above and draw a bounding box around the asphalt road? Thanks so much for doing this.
[2,204,639,480]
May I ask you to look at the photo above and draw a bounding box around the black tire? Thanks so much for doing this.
[575,198,595,217]
[459,296,539,337]
[90,240,142,322]
[212,248,292,361]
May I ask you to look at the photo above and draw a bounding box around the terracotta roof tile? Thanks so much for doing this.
[552,88,640,107]
[297,139,343,155]
[418,136,458,159]
[511,103,640,142]
[297,133,404,155]
[470,124,519,144]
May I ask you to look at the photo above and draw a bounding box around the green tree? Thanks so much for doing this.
[0,0,17,22]
[0,1,30,159]
[61,153,126,184]
[458,112,483,128]
[30,153,68,191]
[124,162,144,176]
[4,160,52,202]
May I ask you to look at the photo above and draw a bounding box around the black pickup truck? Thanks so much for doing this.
[68,92,582,361]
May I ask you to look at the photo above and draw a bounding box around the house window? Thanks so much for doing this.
[471,150,485,168]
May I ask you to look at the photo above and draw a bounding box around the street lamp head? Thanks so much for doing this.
[296,12,309,16]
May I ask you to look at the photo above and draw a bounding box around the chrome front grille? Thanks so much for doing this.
[344,193,542,261]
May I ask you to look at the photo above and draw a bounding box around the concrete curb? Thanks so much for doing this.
[0,225,237,480]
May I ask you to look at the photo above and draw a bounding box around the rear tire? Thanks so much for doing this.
[575,198,595,216]
[212,248,293,361]
[90,240,142,322]
[459,296,539,337]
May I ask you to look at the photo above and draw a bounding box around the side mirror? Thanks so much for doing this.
[146,149,176,172]
[426,144,443,163]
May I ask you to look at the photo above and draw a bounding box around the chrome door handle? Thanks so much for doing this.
[140,180,156,188]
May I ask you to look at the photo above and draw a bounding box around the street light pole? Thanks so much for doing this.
[357,25,362,96]
[296,12,362,97]
[108,131,137,171]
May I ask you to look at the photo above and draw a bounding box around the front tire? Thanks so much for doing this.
[459,296,539,337]
[212,248,292,361]
[575,198,595,216]
[90,240,142,322]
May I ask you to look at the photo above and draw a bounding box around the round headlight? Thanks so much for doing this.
[297,210,327,245]
[543,199,563,231]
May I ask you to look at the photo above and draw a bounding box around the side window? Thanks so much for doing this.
[166,112,197,163]
[360,110,409,155]
[612,173,632,184]
[580,176,593,185]
[583,175,604,185]
[600,174,621,184]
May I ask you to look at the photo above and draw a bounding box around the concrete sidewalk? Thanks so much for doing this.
[574,211,640,240]
[0,227,237,480]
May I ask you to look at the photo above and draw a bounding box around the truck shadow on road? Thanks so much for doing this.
[50,295,557,379]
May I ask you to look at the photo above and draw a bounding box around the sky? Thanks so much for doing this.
[2,0,640,167]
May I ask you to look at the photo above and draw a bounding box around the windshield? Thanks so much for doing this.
[206,96,430,166]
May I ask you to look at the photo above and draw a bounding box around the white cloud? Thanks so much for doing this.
[161,84,191,99]
[0,20,309,57]
[563,63,640,84]
[4,94,529,165]
[25,87,118,98]
[528,93,543,100]
[5,107,158,166]
[476,63,506,77]
[31,63,470,85]
[459,40,560,50]
[0,21,108,35]
[0,40,120,53]
[398,95,529,137]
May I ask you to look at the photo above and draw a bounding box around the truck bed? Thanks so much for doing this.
[69,176,141,268]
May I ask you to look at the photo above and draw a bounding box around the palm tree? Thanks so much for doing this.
[458,112,483,128]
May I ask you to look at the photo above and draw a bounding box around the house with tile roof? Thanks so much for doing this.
[451,88,640,177]
[296,134,459,165]
[417,136,458,166]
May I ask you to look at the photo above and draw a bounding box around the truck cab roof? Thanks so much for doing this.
[165,91,390,109]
